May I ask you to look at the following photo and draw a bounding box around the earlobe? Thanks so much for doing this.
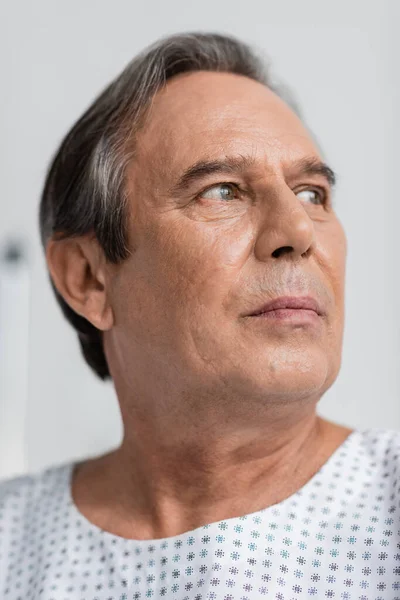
[46,236,114,332]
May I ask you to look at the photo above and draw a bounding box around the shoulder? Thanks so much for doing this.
[0,462,74,536]
[0,463,75,590]
[0,461,73,499]
[351,427,400,479]
[356,427,400,458]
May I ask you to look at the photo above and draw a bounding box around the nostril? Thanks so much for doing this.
[272,246,293,259]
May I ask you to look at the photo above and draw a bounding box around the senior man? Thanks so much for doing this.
[1,32,399,599]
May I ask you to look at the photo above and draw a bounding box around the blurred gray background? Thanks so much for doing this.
[0,0,399,479]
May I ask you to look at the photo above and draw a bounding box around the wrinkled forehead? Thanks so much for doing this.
[134,71,320,179]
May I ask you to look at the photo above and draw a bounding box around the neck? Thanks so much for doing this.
[71,410,352,540]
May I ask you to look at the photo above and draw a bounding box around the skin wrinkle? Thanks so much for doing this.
[54,70,351,540]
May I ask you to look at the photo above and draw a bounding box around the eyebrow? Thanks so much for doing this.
[169,154,337,195]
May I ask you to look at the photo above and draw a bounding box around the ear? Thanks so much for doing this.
[46,235,114,331]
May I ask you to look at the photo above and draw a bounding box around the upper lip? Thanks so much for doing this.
[248,296,323,317]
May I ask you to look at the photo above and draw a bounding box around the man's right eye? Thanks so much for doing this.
[199,183,240,201]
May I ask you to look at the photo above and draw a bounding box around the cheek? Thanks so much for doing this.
[317,223,347,294]
[111,218,252,334]
[319,227,347,352]
[108,219,255,376]
[152,217,255,308]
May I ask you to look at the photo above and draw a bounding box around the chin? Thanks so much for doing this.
[229,351,331,399]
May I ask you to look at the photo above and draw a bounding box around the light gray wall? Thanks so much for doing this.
[0,0,398,479]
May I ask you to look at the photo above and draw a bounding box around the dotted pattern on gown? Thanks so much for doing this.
[1,429,400,600]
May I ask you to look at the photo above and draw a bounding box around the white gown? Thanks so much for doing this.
[1,429,400,599]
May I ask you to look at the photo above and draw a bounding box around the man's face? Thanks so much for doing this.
[106,71,346,408]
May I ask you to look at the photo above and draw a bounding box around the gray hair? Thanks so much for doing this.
[39,32,301,380]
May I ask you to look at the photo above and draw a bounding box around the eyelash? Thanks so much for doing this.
[197,182,330,207]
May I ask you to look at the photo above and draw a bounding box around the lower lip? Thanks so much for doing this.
[249,308,320,323]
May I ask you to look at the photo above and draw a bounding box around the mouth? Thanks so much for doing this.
[244,296,324,328]
[248,308,321,326]
[247,296,323,318]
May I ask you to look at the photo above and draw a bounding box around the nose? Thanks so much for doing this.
[254,184,316,262]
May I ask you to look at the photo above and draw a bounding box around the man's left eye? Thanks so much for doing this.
[295,189,324,205]
[200,183,238,201]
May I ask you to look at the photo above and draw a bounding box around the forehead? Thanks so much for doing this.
[135,71,319,174]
